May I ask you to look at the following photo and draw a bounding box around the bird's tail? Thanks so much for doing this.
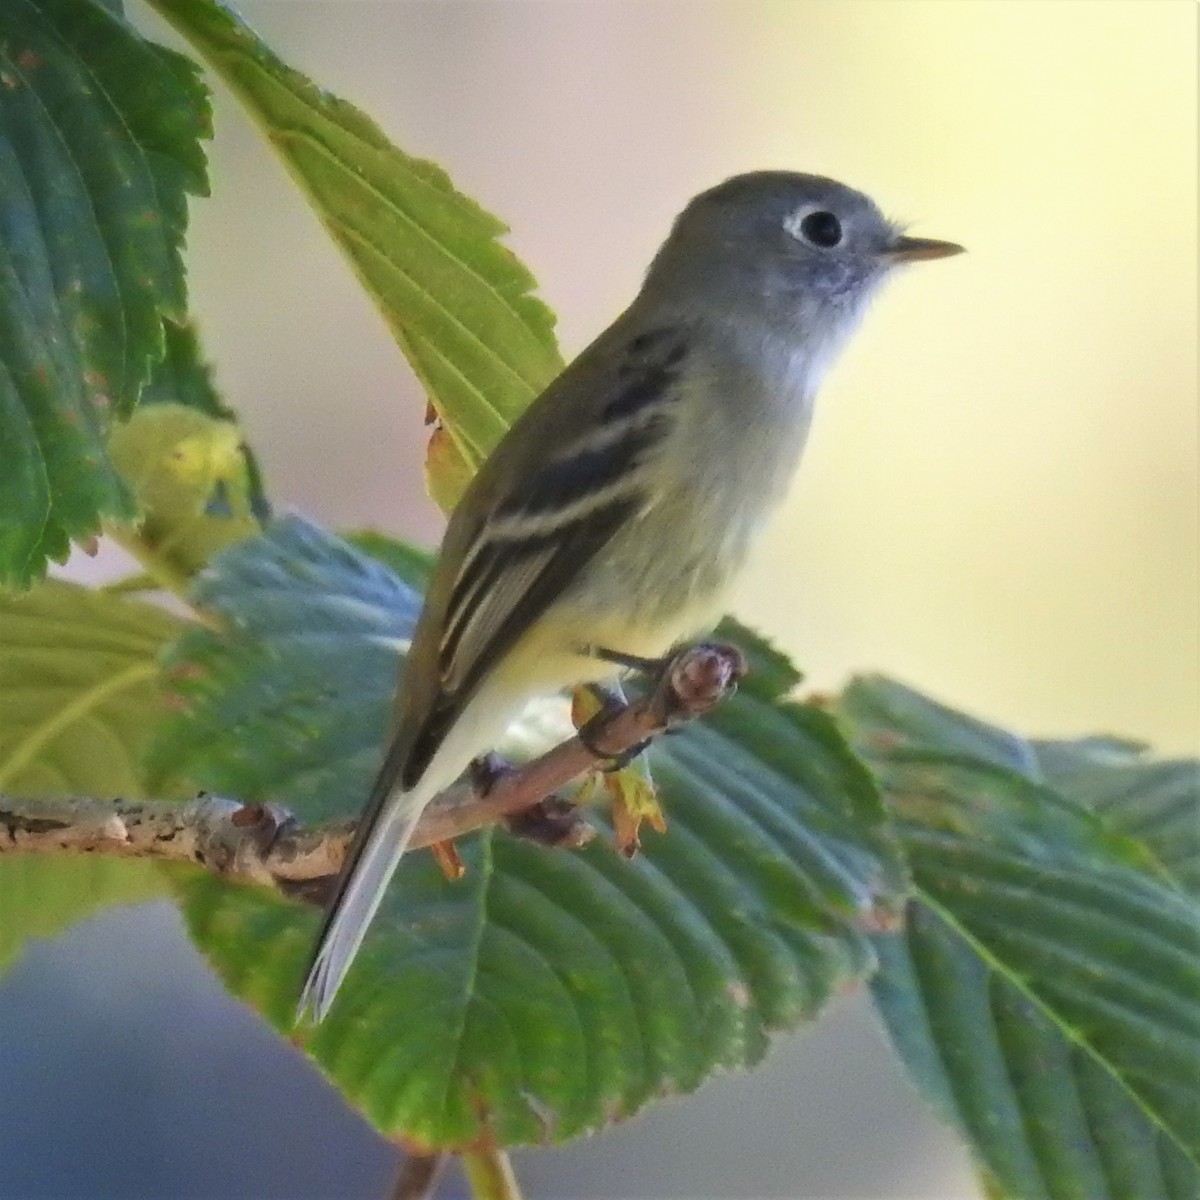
[297,779,430,1024]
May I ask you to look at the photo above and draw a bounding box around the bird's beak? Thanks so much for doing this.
[883,234,965,263]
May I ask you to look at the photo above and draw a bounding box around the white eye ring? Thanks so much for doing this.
[784,207,843,249]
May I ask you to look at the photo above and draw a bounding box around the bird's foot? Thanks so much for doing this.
[575,682,651,770]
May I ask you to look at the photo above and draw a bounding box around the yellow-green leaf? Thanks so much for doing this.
[0,578,185,978]
[148,0,563,508]
[0,579,184,796]
[108,402,260,581]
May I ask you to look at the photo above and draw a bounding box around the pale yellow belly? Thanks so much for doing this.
[491,583,730,698]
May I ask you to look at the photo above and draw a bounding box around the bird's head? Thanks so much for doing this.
[646,170,962,330]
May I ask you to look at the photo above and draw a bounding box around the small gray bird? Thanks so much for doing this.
[299,170,962,1021]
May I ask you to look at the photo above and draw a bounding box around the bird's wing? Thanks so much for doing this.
[300,326,689,1018]
[400,326,690,789]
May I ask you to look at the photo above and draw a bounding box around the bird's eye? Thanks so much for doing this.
[797,210,842,248]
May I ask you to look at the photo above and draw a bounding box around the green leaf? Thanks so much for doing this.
[844,676,1200,897]
[344,528,434,592]
[0,578,184,977]
[139,319,271,524]
[148,517,425,818]
[1033,737,1200,898]
[839,677,1200,1200]
[0,855,169,976]
[153,516,906,1148]
[873,903,1198,1200]
[0,0,210,586]
[139,317,225,416]
[148,0,563,506]
[107,402,262,583]
[0,578,185,796]
[836,673,1041,775]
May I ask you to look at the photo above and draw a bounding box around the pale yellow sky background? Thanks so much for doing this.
[134,0,1198,754]
[55,3,1197,1196]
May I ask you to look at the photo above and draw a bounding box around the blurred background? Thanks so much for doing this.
[1,1,1196,1198]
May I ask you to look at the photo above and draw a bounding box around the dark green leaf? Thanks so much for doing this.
[154,516,905,1147]
[836,673,1039,775]
[139,318,222,417]
[0,0,210,585]
[1034,737,1200,898]
[148,516,423,820]
[873,903,1198,1200]
[839,677,1200,1200]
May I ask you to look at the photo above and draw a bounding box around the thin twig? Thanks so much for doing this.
[460,1146,523,1200]
[0,643,746,902]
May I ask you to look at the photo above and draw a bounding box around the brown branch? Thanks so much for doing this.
[0,643,745,903]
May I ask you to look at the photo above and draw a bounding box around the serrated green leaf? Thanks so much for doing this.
[873,903,1198,1200]
[0,0,210,586]
[839,677,1200,1200]
[843,676,1200,898]
[0,578,185,795]
[138,317,221,416]
[838,673,1040,775]
[148,516,424,819]
[0,578,185,977]
[1033,737,1200,898]
[152,515,905,1147]
[148,0,562,508]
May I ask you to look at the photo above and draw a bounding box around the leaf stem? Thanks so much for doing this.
[387,1153,444,1200]
[460,1147,523,1200]
[98,571,161,595]
[104,525,195,601]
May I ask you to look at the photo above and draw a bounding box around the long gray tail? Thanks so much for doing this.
[297,781,429,1023]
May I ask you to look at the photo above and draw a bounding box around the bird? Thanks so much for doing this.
[298,170,962,1021]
